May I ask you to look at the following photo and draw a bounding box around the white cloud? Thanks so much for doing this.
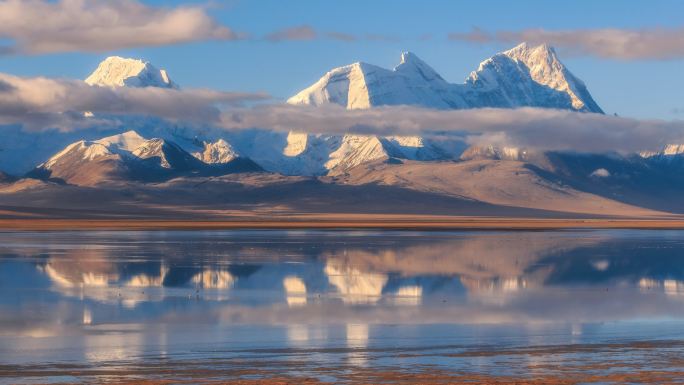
[0,73,269,130]
[220,104,684,154]
[449,27,684,60]
[0,0,240,54]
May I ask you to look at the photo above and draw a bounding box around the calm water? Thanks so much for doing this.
[2,230,684,383]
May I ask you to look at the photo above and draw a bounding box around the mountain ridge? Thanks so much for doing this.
[288,42,603,113]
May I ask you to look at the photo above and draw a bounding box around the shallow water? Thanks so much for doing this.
[2,229,684,384]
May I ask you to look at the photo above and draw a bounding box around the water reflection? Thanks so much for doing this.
[3,230,684,372]
[2,231,684,327]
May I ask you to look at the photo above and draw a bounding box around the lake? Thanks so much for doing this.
[2,229,684,384]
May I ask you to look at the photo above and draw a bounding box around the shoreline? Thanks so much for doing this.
[2,217,684,230]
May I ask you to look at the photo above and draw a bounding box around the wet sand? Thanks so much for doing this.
[2,217,684,230]
[5,339,684,384]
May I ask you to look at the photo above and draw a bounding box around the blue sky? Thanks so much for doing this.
[1,0,683,119]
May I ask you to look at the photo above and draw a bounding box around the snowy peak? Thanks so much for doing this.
[287,62,378,109]
[85,56,178,88]
[466,42,603,113]
[288,52,463,110]
[288,43,602,113]
[197,139,239,164]
[95,130,147,152]
[502,42,556,63]
[394,51,446,84]
[505,42,602,113]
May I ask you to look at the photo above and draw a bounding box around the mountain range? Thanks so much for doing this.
[1,43,684,219]
[288,43,603,113]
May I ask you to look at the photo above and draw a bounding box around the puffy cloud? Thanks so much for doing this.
[0,73,269,130]
[0,0,240,54]
[449,27,684,60]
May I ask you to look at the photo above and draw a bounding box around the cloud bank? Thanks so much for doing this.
[0,73,269,130]
[0,0,240,54]
[221,104,684,154]
[1,72,684,154]
[449,27,684,60]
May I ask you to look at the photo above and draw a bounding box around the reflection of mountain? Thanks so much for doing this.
[23,231,605,311]
[321,232,599,295]
[35,248,261,305]
[5,230,684,315]
[324,260,388,304]
[6,230,684,331]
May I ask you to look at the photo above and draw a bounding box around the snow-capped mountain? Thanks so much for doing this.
[287,52,463,109]
[463,43,603,113]
[0,47,607,181]
[85,56,178,88]
[31,131,260,186]
[224,130,461,176]
[288,43,603,113]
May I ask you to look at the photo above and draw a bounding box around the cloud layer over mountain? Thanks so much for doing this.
[221,104,684,154]
[1,71,683,154]
[0,72,268,129]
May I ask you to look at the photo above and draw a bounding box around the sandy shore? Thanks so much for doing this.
[2,217,684,230]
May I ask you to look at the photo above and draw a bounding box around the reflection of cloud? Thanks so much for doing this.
[283,276,307,307]
[324,260,388,304]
